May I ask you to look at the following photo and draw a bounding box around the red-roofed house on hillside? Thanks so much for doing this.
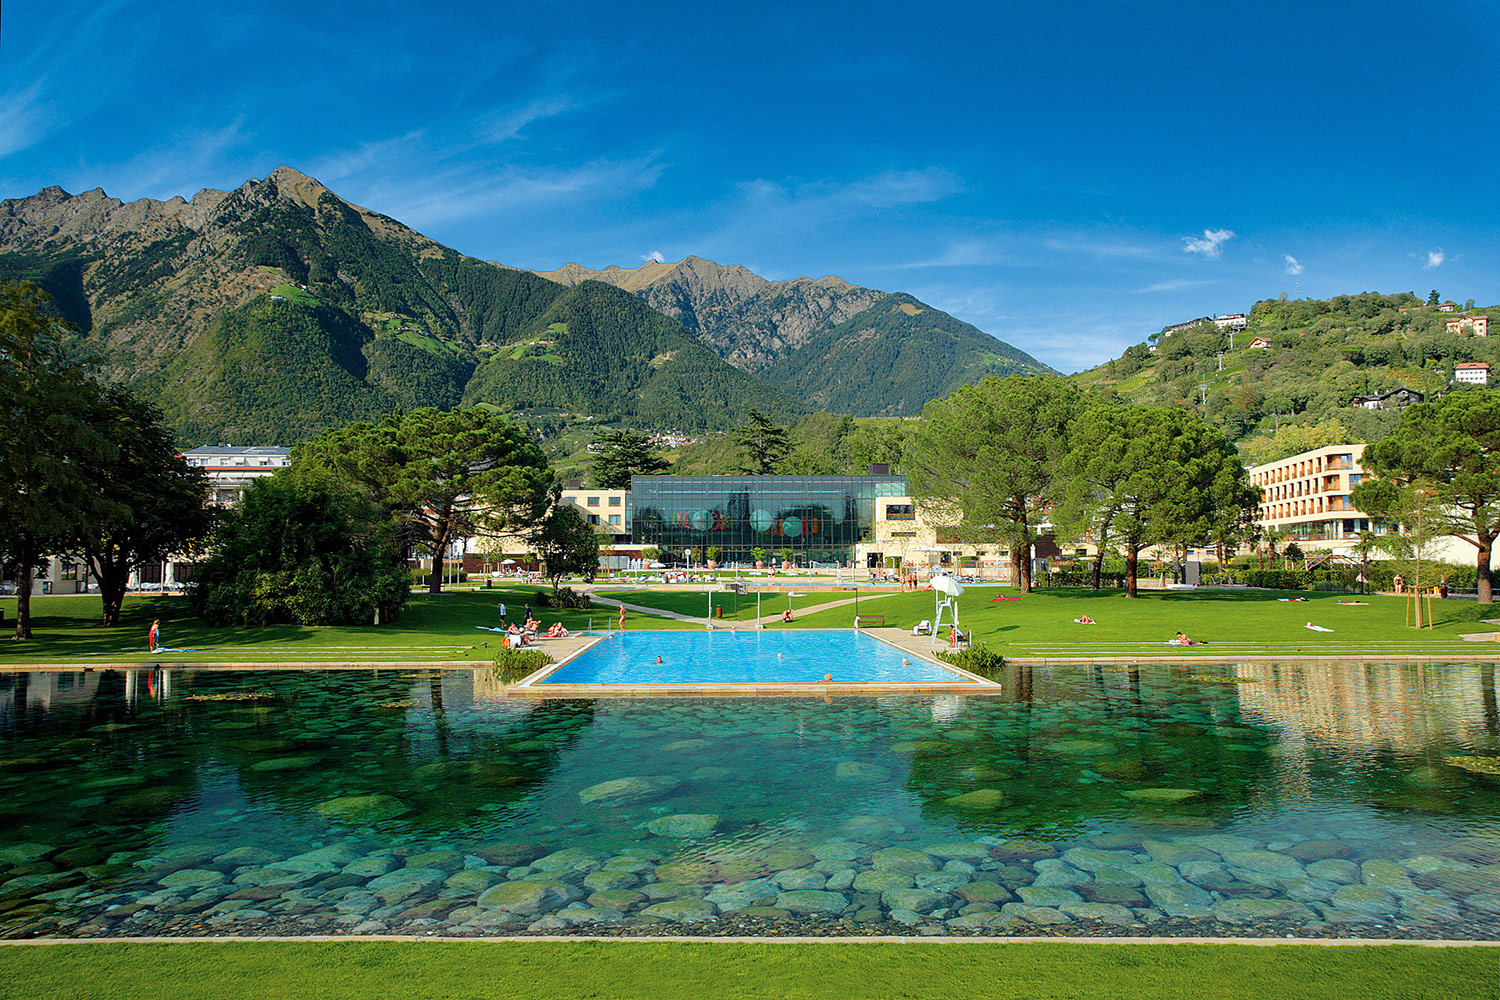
[1454,362,1491,385]
[1247,336,1271,350]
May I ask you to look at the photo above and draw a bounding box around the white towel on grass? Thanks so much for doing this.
[1304,622,1334,632]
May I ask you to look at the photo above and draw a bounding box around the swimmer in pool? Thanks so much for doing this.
[654,656,662,663]
[816,673,833,683]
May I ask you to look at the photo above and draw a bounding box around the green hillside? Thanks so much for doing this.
[766,293,1054,416]
[1074,291,1497,459]
[462,280,806,429]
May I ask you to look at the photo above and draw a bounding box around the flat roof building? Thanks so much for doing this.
[1248,445,1374,551]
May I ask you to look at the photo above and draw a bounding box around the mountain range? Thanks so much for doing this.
[0,167,1052,445]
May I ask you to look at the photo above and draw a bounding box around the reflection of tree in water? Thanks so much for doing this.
[0,671,598,853]
[903,662,1277,840]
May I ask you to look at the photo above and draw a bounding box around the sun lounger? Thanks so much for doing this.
[912,620,931,636]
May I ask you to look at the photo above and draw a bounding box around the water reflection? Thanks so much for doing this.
[0,662,1496,939]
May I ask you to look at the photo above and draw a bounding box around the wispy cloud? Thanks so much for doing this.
[1043,235,1155,260]
[356,155,665,229]
[1424,248,1445,269]
[481,96,577,144]
[64,119,253,201]
[1134,278,1222,294]
[1284,254,1304,275]
[1183,228,1235,258]
[644,250,666,263]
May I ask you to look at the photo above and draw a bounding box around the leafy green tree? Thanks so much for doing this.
[907,375,1082,591]
[0,282,113,639]
[1355,392,1500,602]
[74,389,215,626]
[536,502,600,587]
[188,472,409,625]
[1056,405,1257,597]
[1428,290,1441,306]
[589,429,668,489]
[731,409,792,475]
[297,407,553,593]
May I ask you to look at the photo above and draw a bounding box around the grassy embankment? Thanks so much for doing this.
[685,585,1500,659]
[0,588,692,665]
[0,940,1490,1000]
[6,584,1499,665]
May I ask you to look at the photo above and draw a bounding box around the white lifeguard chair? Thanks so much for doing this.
[931,574,963,643]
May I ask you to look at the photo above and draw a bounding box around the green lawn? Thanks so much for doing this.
[7,584,1498,666]
[646,585,1500,659]
[1,941,1488,1000]
[602,586,792,622]
[0,588,691,665]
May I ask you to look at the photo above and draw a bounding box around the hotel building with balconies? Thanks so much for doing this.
[1248,444,1374,552]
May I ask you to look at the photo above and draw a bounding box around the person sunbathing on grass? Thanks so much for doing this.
[782,609,795,623]
[545,622,571,638]
[1074,615,1096,624]
[1174,631,1203,646]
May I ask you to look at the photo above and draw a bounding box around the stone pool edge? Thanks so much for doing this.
[0,933,1491,947]
[503,628,1002,697]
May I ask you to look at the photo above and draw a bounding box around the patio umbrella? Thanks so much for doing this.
[501,559,517,565]
[931,575,964,597]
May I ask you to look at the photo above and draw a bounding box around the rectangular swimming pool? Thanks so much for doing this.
[536,629,967,685]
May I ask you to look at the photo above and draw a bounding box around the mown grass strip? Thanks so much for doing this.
[1,941,1490,1000]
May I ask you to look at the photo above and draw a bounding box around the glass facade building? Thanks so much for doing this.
[627,475,909,564]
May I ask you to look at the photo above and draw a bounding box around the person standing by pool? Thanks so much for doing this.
[148,619,160,652]
[618,604,626,631]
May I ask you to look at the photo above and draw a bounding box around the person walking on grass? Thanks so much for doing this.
[497,601,507,623]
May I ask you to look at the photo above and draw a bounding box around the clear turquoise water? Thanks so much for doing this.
[1,662,1497,939]
[541,630,959,684]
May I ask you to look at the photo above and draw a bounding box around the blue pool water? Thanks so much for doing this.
[540,629,963,684]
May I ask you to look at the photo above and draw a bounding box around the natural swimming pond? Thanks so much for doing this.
[538,630,964,685]
[0,662,1497,940]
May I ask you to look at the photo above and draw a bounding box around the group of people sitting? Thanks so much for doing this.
[500,615,572,648]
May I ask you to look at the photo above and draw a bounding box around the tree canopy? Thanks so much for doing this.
[589,429,669,489]
[1355,391,1500,602]
[188,471,409,626]
[730,409,792,475]
[296,407,553,593]
[74,388,215,626]
[1056,404,1257,596]
[536,501,601,587]
[906,375,1082,591]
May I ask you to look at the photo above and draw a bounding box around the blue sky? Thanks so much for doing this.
[2,1,1496,373]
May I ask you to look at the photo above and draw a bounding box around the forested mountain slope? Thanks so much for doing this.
[537,256,1055,415]
[0,169,800,444]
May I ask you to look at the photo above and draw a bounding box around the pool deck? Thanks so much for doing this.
[501,628,1002,698]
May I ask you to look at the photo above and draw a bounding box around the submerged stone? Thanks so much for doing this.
[641,898,719,922]
[312,795,411,823]
[944,789,1009,810]
[577,776,682,806]
[645,814,721,839]
[776,889,849,914]
[1121,788,1203,805]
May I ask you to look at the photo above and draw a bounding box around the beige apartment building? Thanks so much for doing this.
[1248,444,1373,553]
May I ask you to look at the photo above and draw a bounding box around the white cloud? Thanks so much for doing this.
[482,96,576,144]
[1425,249,1446,269]
[1182,228,1235,258]
[644,250,665,263]
[1134,278,1222,294]
[1284,254,1304,275]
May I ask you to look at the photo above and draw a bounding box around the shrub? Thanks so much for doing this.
[536,586,593,609]
[1242,569,1311,590]
[493,647,553,683]
[937,643,1006,680]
